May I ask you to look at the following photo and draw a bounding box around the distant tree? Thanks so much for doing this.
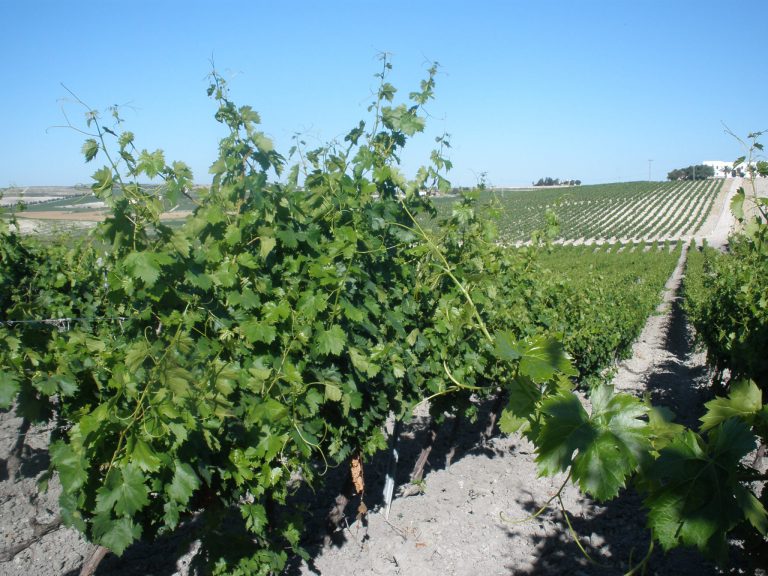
[666,164,714,181]
[534,177,561,187]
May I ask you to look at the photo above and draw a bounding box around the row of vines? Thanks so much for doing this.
[451,179,722,244]
[682,161,768,570]
[1,61,766,574]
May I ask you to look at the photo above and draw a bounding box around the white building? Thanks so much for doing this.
[702,160,762,178]
[703,160,738,178]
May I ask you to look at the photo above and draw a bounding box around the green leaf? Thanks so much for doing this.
[0,371,20,408]
[730,188,745,221]
[647,405,685,451]
[58,491,87,532]
[316,325,346,356]
[349,347,380,377]
[324,383,342,402]
[498,407,527,435]
[241,502,268,534]
[504,375,541,424]
[91,166,114,196]
[249,398,288,425]
[170,230,191,258]
[124,251,169,287]
[644,420,757,560]
[493,330,521,362]
[92,514,141,556]
[50,441,88,492]
[700,380,762,432]
[536,386,649,500]
[260,236,276,259]
[167,460,200,505]
[379,82,397,102]
[137,149,166,178]
[241,319,277,344]
[163,365,191,398]
[382,104,425,136]
[517,335,577,382]
[95,464,149,516]
[131,438,161,473]
[118,131,134,148]
[733,484,768,535]
[224,224,242,246]
[575,387,649,500]
[82,138,99,162]
[535,392,592,476]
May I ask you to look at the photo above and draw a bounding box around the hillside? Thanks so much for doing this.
[434,179,740,246]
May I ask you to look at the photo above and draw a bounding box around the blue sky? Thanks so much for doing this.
[2,0,766,188]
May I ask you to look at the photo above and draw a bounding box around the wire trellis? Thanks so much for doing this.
[0,317,127,332]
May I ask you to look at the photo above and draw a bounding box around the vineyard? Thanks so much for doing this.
[0,63,766,576]
[432,179,727,245]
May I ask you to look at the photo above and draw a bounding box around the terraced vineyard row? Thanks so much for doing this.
[438,180,724,244]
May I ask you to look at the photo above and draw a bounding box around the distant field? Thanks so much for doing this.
[433,180,727,244]
[1,185,199,234]
[3,181,731,244]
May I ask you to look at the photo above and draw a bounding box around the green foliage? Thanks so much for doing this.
[534,385,649,501]
[3,64,766,575]
[685,196,768,392]
[643,420,764,561]
[667,164,715,181]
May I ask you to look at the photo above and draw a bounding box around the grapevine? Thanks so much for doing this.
[0,59,766,575]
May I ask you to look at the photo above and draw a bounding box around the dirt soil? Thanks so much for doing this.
[1,232,765,575]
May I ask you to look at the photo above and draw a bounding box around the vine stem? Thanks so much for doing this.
[410,362,487,411]
[558,493,595,564]
[499,470,572,525]
[624,540,653,576]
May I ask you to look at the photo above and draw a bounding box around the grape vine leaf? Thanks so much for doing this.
[644,419,761,560]
[517,335,578,382]
[241,319,277,345]
[730,188,745,221]
[260,235,277,259]
[0,371,19,408]
[324,383,342,402]
[699,379,762,432]
[49,441,88,492]
[167,460,200,505]
[647,405,685,452]
[82,138,99,162]
[92,514,142,556]
[316,325,346,356]
[137,149,166,178]
[124,251,169,287]
[536,385,649,500]
[498,375,541,434]
[92,167,113,195]
[572,386,649,500]
[241,502,268,534]
[493,330,521,362]
[131,438,161,473]
[95,464,149,516]
[349,347,381,377]
[535,392,591,476]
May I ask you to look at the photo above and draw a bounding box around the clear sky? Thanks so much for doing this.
[2,0,766,188]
